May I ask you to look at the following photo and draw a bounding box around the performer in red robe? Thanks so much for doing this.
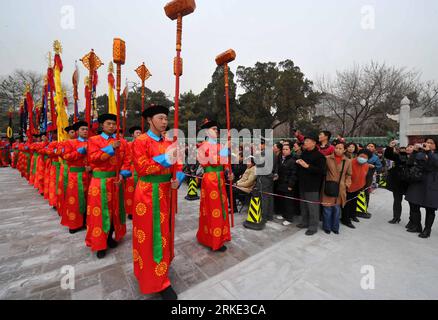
[132,105,185,300]
[57,126,76,218]
[196,119,233,252]
[35,133,49,195]
[0,137,11,167]
[125,126,142,220]
[45,136,59,207]
[29,135,41,185]
[10,139,20,169]
[85,114,131,259]
[61,121,90,233]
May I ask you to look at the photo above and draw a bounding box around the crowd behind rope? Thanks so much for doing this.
[0,123,437,302]
[183,130,438,239]
[1,130,437,239]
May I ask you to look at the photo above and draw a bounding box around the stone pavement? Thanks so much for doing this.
[180,189,438,300]
[1,167,438,300]
[0,167,298,300]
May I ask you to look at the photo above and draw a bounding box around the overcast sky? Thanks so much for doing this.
[1,0,437,101]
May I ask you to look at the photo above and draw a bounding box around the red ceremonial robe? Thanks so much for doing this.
[61,137,90,230]
[196,139,232,251]
[0,140,10,167]
[47,142,61,209]
[57,142,69,218]
[132,130,185,295]
[35,142,49,193]
[11,142,19,169]
[124,141,136,217]
[85,133,130,252]
[28,143,38,185]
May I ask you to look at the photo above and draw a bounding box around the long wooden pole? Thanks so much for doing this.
[123,87,127,137]
[141,80,145,133]
[224,63,234,227]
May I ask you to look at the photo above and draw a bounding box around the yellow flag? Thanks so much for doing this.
[54,56,69,142]
[108,62,117,115]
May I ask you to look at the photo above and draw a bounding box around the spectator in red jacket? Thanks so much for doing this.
[292,128,305,144]
[318,131,335,156]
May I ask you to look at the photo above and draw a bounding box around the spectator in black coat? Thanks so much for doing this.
[384,141,414,225]
[296,136,327,236]
[405,137,438,238]
[274,144,298,225]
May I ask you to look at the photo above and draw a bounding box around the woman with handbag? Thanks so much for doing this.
[321,143,352,234]
[405,137,438,238]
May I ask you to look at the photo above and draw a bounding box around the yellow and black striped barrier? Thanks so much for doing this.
[356,191,367,214]
[185,177,200,201]
[243,192,265,230]
[378,176,387,189]
[356,191,372,218]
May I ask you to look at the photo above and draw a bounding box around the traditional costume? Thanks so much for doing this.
[131,105,185,299]
[196,119,232,252]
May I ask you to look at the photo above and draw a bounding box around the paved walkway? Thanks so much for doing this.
[0,167,297,300]
[180,189,438,300]
[1,167,437,300]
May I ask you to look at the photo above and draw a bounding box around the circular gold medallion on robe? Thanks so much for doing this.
[136,229,146,244]
[139,181,152,192]
[92,207,101,217]
[68,181,74,189]
[128,186,134,193]
[68,211,76,221]
[155,262,168,277]
[136,203,147,216]
[133,249,139,262]
[204,226,208,234]
[212,209,221,218]
[146,165,159,175]
[126,199,132,206]
[213,228,222,238]
[210,191,219,200]
[68,196,75,205]
[92,227,102,238]
[90,186,100,197]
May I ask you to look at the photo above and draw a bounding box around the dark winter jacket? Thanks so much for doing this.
[275,155,298,193]
[405,150,438,209]
[297,148,327,192]
[384,146,410,194]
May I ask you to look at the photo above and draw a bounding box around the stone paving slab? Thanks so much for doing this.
[0,167,299,300]
[180,189,438,300]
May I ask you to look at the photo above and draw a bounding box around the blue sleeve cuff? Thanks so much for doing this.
[77,147,87,155]
[101,145,115,156]
[220,148,229,157]
[120,170,132,178]
[153,154,171,168]
[176,171,186,187]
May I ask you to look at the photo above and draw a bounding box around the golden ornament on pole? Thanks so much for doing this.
[135,62,152,132]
